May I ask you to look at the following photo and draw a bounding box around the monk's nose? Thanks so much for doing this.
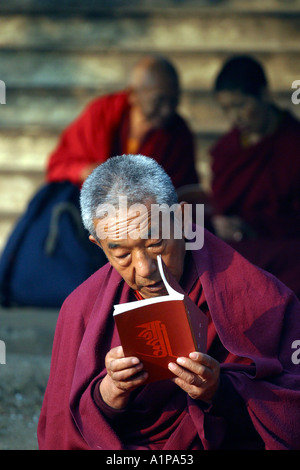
[134,251,157,279]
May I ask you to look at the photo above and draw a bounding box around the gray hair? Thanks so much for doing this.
[80,154,178,238]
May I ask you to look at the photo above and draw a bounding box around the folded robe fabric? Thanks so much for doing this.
[37,229,300,450]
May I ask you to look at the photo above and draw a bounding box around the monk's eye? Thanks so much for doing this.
[149,240,163,249]
[116,253,130,259]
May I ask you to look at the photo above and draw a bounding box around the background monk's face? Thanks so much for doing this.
[91,203,186,299]
[130,73,179,128]
[216,90,269,136]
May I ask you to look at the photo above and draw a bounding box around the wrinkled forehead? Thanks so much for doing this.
[93,200,183,242]
[94,203,152,241]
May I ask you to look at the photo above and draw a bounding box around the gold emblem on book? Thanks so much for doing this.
[136,320,173,357]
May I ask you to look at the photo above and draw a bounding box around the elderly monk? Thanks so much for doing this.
[46,55,198,190]
[209,55,300,298]
[38,154,300,450]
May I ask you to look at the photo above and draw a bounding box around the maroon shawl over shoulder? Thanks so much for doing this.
[46,91,198,189]
[37,230,300,450]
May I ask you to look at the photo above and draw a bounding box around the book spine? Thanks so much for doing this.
[184,305,199,352]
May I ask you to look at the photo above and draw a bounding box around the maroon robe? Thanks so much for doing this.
[37,230,300,450]
[46,91,198,189]
[210,111,300,297]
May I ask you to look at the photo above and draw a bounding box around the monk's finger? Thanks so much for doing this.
[175,354,219,382]
[168,361,205,387]
[107,356,141,374]
[108,358,148,390]
[189,352,219,371]
[106,345,125,361]
[109,362,146,384]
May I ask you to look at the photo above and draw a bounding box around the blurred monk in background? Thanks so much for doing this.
[46,55,199,190]
[209,55,300,298]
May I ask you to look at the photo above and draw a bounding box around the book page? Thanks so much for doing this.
[156,255,182,297]
[113,255,184,315]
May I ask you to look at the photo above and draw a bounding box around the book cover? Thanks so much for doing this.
[113,255,208,383]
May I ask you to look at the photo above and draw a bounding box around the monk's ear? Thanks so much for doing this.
[89,235,102,248]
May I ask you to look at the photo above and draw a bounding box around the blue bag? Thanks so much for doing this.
[0,181,106,308]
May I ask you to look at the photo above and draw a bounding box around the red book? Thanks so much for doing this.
[113,256,208,383]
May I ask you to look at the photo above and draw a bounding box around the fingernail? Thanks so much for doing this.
[168,362,176,371]
[131,357,140,365]
[177,357,185,365]
[189,352,198,360]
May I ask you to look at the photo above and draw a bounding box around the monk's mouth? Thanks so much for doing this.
[142,281,166,293]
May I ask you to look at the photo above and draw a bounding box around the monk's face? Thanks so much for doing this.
[130,74,179,128]
[134,86,179,128]
[216,90,269,136]
[90,201,186,299]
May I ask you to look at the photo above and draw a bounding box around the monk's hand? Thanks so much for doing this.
[168,352,220,404]
[100,346,148,410]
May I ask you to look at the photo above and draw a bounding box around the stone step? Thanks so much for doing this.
[1,50,299,91]
[0,172,43,215]
[2,87,299,132]
[0,351,52,450]
[0,308,58,356]
[0,128,54,172]
[0,308,58,449]
[1,13,300,52]
[1,0,300,15]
